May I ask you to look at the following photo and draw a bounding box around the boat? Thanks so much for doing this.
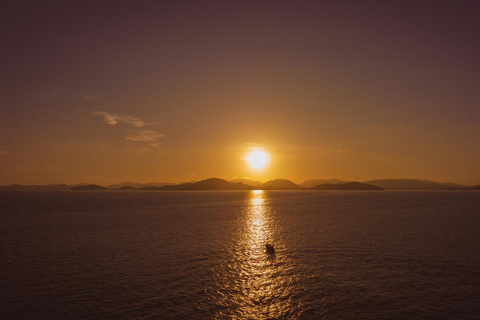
[265,243,275,254]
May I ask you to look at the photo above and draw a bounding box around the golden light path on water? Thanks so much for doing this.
[215,190,301,319]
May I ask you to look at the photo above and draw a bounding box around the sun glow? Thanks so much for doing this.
[245,149,270,171]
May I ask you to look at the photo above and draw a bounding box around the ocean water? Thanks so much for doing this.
[1,190,479,319]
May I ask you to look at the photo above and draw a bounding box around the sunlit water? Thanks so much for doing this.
[1,191,479,319]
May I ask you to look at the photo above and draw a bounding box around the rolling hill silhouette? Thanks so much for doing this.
[301,179,349,188]
[107,181,174,189]
[1,178,476,191]
[0,184,72,191]
[442,184,480,190]
[310,182,383,190]
[261,179,302,190]
[229,178,263,187]
[365,179,467,190]
[115,186,137,190]
[71,184,107,190]
[154,178,253,190]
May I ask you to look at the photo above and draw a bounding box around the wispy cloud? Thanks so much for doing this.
[126,129,165,141]
[79,93,98,101]
[148,142,163,148]
[91,111,165,147]
[92,111,146,127]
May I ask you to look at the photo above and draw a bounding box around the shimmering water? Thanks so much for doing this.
[1,191,479,319]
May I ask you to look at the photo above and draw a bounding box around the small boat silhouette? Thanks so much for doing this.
[265,243,275,254]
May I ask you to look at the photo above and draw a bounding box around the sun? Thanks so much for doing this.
[245,149,270,170]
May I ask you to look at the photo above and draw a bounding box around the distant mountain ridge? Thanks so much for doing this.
[442,184,480,190]
[107,181,174,189]
[0,178,476,191]
[0,184,91,191]
[116,186,137,190]
[310,182,382,190]
[364,179,467,190]
[154,178,253,190]
[262,179,302,190]
[0,184,73,191]
[301,179,350,188]
[229,179,263,187]
[71,184,107,190]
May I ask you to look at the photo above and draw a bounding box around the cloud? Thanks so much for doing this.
[79,93,98,101]
[126,129,165,141]
[91,111,146,127]
[91,111,165,147]
[149,142,163,148]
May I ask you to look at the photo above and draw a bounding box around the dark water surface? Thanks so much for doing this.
[1,191,479,319]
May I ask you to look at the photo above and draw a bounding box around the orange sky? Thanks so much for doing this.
[1,1,479,185]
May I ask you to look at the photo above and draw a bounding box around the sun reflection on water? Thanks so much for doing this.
[215,190,300,319]
[247,190,268,253]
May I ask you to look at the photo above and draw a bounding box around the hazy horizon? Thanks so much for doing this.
[1,176,475,188]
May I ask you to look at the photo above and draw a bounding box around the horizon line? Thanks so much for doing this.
[1,177,478,188]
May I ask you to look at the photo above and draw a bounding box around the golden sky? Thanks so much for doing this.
[1,1,479,185]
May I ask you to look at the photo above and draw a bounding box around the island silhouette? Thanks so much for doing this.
[1,178,478,191]
[64,179,392,191]
[71,184,108,190]
[310,182,383,190]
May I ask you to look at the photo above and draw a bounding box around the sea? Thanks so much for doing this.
[1,190,479,319]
